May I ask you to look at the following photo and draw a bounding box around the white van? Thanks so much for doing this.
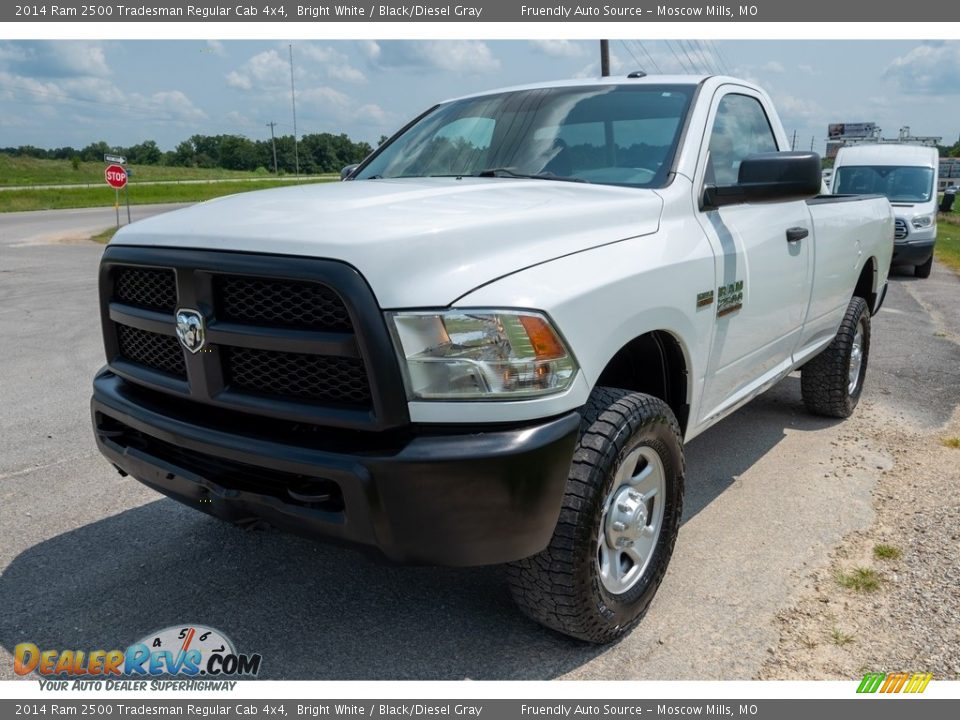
[832,144,939,278]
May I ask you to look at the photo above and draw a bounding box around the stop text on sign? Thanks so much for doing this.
[105,164,127,189]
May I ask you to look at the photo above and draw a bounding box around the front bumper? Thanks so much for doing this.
[892,239,935,267]
[92,370,580,566]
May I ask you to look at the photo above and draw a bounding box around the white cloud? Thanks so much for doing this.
[573,50,630,79]
[205,40,226,57]
[762,60,785,73]
[225,71,251,90]
[361,40,500,75]
[885,42,960,95]
[355,103,390,125]
[0,42,111,78]
[224,110,254,129]
[297,43,366,83]
[529,40,587,59]
[299,86,352,109]
[0,65,206,128]
[357,40,381,63]
[226,49,289,91]
[227,45,366,92]
[149,90,207,122]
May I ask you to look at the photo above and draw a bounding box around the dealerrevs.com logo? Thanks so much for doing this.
[15,625,262,690]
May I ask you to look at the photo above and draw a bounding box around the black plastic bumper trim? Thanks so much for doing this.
[92,371,580,566]
[892,240,935,266]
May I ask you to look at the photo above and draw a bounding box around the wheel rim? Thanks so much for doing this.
[848,321,865,395]
[597,446,666,595]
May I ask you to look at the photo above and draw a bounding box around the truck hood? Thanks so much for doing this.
[112,177,663,307]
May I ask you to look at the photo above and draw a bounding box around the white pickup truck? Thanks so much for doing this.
[92,75,894,643]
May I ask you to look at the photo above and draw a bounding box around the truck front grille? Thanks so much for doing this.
[215,275,352,331]
[223,347,371,406]
[99,247,408,430]
[116,324,187,378]
[114,267,177,312]
[894,218,908,240]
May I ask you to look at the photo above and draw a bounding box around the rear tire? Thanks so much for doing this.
[506,388,684,644]
[801,296,871,418]
[915,255,933,279]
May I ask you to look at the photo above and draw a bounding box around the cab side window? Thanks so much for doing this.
[706,94,779,186]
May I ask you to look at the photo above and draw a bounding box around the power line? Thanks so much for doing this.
[679,40,702,73]
[680,40,706,74]
[709,40,733,75]
[693,40,720,74]
[619,40,643,73]
[664,40,693,74]
[631,40,662,74]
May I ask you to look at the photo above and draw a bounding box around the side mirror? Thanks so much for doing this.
[340,164,359,181]
[703,151,822,209]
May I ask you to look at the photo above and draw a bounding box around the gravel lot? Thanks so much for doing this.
[761,270,960,681]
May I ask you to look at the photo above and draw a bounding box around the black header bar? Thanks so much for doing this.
[5,0,955,23]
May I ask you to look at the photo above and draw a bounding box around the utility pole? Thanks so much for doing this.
[810,136,815,152]
[289,43,300,179]
[791,129,797,151]
[266,121,278,174]
[600,40,610,77]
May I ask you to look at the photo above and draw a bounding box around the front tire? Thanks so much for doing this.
[801,296,871,418]
[915,255,933,279]
[506,388,684,644]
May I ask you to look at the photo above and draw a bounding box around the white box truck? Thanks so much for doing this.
[832,144,939,277]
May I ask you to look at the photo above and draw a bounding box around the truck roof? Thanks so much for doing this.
[835,144,939,167]
[443,74,715,104]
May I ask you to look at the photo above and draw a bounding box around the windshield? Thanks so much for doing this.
[833,164,934,203]
[355,84,695,188]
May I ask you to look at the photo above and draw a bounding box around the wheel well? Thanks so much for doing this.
[854,257,878,311]
[595,331,689,435]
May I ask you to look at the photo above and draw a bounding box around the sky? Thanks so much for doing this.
[1,39,959,154]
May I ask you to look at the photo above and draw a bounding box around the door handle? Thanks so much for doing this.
[786,227,809,243]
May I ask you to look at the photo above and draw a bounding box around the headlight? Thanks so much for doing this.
[388,310,578,400]
[912,213,935,229]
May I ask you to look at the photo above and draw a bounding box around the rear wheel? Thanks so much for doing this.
[506,388,684,644]
[915,255,933,279]
[801,296,871,418]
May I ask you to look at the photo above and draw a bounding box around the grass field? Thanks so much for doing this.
[937,211,960,274]
[0,154,287,186]
[0,177,336,213]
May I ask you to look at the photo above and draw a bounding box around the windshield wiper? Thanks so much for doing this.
[473,168,590,183]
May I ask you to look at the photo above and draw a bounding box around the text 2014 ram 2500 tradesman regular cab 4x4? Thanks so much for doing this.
[92,75,894,643]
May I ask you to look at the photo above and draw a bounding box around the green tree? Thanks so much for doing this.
[126,140,163,165]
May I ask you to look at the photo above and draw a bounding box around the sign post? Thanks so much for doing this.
[104,164,128,229]
[124,168,132,224]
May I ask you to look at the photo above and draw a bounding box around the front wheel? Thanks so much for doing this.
[506,388,684,644]
[801,296,871,418]
[915,255,933,279]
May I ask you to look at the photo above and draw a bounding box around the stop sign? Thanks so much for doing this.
[105,164,127,189]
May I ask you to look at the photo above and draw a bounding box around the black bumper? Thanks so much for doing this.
[92,371,580,566]
[892,240,935,267]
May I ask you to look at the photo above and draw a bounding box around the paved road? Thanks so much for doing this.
[0,205,190,247]
[0,207,958,679]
